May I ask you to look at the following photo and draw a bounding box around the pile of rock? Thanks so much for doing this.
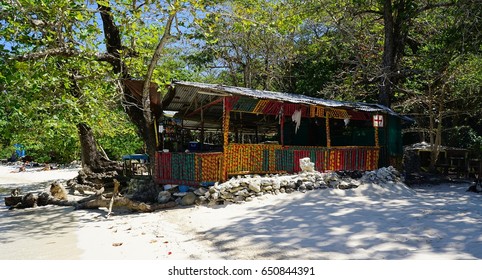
[154,158,404,206]
[360,166,401,184]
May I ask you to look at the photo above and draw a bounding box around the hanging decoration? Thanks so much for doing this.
[253,99,270,114]
[310,105,325,118]
[292,109,302,133]
[327,108,350,119]
[155,145,379,185]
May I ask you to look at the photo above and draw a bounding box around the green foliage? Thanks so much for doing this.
[187,0,315,91]
[1,0,480,164]
[444,126,482,155]
[0,0,189,163]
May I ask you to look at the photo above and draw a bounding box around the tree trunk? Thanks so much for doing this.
[429,94,444,172]
[77,123,113,172]
[141,11,176,174]
[379,0,396,108]
[98,3,156,172]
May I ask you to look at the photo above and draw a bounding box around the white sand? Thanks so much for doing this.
[1,164,482,261]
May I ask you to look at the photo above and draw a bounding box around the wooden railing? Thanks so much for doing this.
[225,144,379,175]
[155,152,223,185]
[155,144,379,185]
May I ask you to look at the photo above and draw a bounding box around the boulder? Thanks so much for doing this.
[248,180,261,193]
[157,191,171,203]
[180,192,197,206]
[50,181,68,200]
[300,157,315,172]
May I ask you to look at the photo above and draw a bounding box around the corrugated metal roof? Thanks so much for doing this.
[168,81,406,118]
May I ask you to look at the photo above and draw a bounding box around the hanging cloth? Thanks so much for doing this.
[292,109,302,134]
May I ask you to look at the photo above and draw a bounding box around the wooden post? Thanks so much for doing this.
[280,103,285,146]
[222,97,231,181]
[154,118,159,148]
[198,99,204,152]
[374,126,380,148]
[326,112,331,148]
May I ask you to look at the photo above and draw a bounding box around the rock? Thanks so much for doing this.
[220,192,234,200]
[50,181,68,200]
[300,157,315,172]
[234,189,250,197]
[302,181,314,190]
[295,180,303,187]
[157,191,171,203]
[234,196,245,203]
[338,180,358,190]
[262,185,273,192]
[22,193,38,208]
[211,192,219,201]
[195,196,207,205]
[329,180,339,188]
[248,180,261,193]
[287,181,297,189]
[180,192,197,206]
[173,192,187,197]
[194,187,208,196]
[132,178,162,203]
[260,178,272,186]
[37,192,51,206]
[4,196,22,207]
[285,188,294,194]
[10,188,21,197]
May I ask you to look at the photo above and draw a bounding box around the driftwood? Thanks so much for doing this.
[5,196,22,206]
[75,196,177,212]
[5,181,177,212]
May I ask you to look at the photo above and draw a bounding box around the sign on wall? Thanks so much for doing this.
[373,114,384,127]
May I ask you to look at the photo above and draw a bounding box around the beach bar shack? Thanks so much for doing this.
[152,81,409,186]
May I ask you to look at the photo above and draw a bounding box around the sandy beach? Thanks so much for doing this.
[1,164,482,264]
[0,165,224,260]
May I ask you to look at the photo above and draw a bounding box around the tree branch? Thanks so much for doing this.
[416,1,457,14]
[10,47,119,64]
[142,10,177,124]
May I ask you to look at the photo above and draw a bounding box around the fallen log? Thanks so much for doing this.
[75,196,177,212]
[7,192,177,212]
[6,186,177,213]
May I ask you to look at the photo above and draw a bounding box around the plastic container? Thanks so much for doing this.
[189,141,199,151]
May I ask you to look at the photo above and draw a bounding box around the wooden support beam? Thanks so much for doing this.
[222,97,231,181]
[280,103,285,145]
[326,114,331,148]
[374,126,380,148]
[186,97,223,118]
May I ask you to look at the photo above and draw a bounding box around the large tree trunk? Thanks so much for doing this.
[77,122,117,172]
[66,66,117,174]
[98,3,155,169]
[379,0,413,108]
[379,0,396,108]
